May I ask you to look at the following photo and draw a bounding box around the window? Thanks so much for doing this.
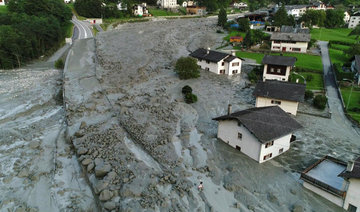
[232,70,238,74]
[199,59,202,62]
[277,68,281,73]
[271,100,281,105]
[232,62,239,67]
[348,204,357,212]
[274,41,281,44]
[238,133,242,140]
[205,67,209,71]
[265,141,274,148]
[279,148,284,154]
[236,145,241,151]
[292,48,301,52]
[270,68,274,72]
[263,153,272,160]
[206,61,210,64]
[220,70,225,74]
[221,62,225,66]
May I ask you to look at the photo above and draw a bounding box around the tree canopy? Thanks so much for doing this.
[273,4,295,27]
[324,9,345,28]
[175,57,200,80]
[218,7,227,28]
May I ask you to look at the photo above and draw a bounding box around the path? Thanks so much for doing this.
[71,16,93,40]
[319,41,360,136]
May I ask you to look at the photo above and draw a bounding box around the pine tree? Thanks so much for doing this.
[218,7,227,28]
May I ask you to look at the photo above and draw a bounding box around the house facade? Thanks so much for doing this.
[186,6,206,16]
[301,156,360,212]
[351,55,360,85]
[285,5,307,18]
[253,80,305,115]
[190,48,242,76]
[158,0,177,9]
[270,32,311,53]
[262,55,297,81]
[133,3,149,16]
[307,1,333,10]
[213,106,302,163]
[232,2,247,9]
[349,12,360,28]
[344,11,351,23]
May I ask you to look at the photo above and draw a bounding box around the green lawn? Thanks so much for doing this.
[341,86,360,122]
[224,31,246,41]
[290,72,324,91]
[330,44,350,51]
[311,28,357,43]
[236,51,323,71]
[148,9,180,16]
[64,22,74,38]
[329,48,351,66]
[0,5,7,14]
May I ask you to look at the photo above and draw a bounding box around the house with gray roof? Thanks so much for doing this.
[285,5,308,18]
[270,32,311,53]
[262,55,297,81]
[213,105,302,163]
[253,80,305,115]
[301,156,360,211]
[189,48,242,76]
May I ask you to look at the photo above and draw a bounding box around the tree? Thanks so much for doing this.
[182,85,193,94]
[349,25,360,41]
[175,57,200,80]
[346,43,360,57]
[273,4,295,27]
[305,90,314,100]
[313,95,327,110]
[74,0,102,18]
[237,18,250,32]
[218,7,227,28]
[300,10,326,28]
[243,30,254,48]
[325,9,345,28]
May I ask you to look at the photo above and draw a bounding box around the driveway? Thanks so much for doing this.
[318,41,360,136]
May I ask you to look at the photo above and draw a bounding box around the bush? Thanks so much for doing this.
[216,29,223,33]
[175,57,200,80]
[333,63,355,81]
[349,107,360,112]
[185,93,198,104]
[248,66,263,83]
[313,95,327,110]
[55,59,65,69]
[304,90,314,100]
[182,85,192,94]
[306,75,314,82]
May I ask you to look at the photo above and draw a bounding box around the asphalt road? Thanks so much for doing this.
[319,41,360,136]
[71,16,93,40]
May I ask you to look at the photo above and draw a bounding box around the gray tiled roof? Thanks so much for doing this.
[262,55,297,66]
[189,48,231,63]
[339,157,360,179]
[253,80,306,102]
[271,32,311,42]
[280,26,310,34]
[285,5,308,10]
[213,106,302,143]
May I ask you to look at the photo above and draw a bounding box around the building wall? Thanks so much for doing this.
[217,120,261,162]
[349,16,360,28]
[196,57,241,76]
[258,134,291,163]
[161,0,177,8]
[263,64,291,81]
[303,182,344,207]
[271,41,308,53]
[255,97,299,115]
[197,59,221,74]
[0,0,5,6]
[226,58,242,75]
[343,179,360,211]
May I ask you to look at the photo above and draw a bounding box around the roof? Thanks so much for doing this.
[262,55,297,66]
[339,157,360,179]
[190,48,241,63]
[253,80,306,102]
[271,32,311,42]
[285,5,308,10]
[280,26,310,34]
[213,106,302,143]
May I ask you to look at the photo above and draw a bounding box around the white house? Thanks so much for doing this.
[233,2,248,9]
[262,55,297,81]
[285,5,307,18]
[64,0,71,3]
[253,80,305,115]
[307,1,334,10]
[344,11,351,23]
[133,3,149,16]
[213,106,302,163]
[157,0,177,9]
[351,55,360,85]
[301,156,360,212]
[117,2,127,10]
[270,32,311,53]
[182,1,194,7]
[349,12,360,28]
[190,48,242,76]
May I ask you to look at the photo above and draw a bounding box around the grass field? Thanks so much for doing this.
[311,28,357,43]
[341,86,360,122]
[64,22,74,38]
[0,5,7,14]
[329,48,351,65]
[330,44,351,51]
[290,72,324,91]
[149,9,180,16]
[236,51,323,71]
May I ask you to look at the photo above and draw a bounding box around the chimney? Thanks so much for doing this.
[207,47,210,54]
[347,161,354,172]
[296,79,299,83]
[231,50,236,56]
[228,104,232,115]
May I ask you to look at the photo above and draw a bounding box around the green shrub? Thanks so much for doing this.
[182,85,193,94]
[216,29,223,33]
[248,66,262,83]
[55,59,65,69]
[313,95,327,110]
[185,93,198,104]
[175,57,200,80]
[306,75,314,82]
[305,90,314,100]
[333,63,355,81]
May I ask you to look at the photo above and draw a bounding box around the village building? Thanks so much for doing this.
[189,48,242,76]
[253,80,305,115]
[182,1,194,8]
[232,2,248,9]
[280,25,310,34]
[229,36,243,44]
[262,55,297,81]
[133,3,149,17]
[344,11,351,23]
[186,6,206,16]
[285,5,307,18]
[307,1,334,10]
[351,55,360,85]
[270,32,311,53]
[301,156,360,212]
[157,0,177,9]
[213,106,302,163]
[117,2,127,10]
[349,11,360,28]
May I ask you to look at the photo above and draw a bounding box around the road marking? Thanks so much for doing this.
[73,19,88,39]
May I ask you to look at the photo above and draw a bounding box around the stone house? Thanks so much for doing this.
[190,48,242,76]
[270,32,311,53]
[213,106,302,163]
[262,55,297,81]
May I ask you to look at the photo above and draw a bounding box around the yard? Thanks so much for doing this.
[148,8,180,16]
[223,31,246,42]
[340,86,360,123]
[290,72,324,91]
[311,28,357,43]
[328,48,351,66]
[0,5,7,14]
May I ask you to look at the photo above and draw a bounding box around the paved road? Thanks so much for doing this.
[71,16,93,40]
[319,41,360,135]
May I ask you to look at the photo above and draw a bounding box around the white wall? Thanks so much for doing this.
[303,182,344,207]
[256,97,299,115]
[344,179,360,211]
[197,59,220,74]
[217,120,261,162]
[227,58,242,76]
[161,0,177,8]
[196,57,241,76]
[0,0,5,5]
[258,134,291,163]
[349,16,360,28]
[271,41,308,53]
[262,64,291,81]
